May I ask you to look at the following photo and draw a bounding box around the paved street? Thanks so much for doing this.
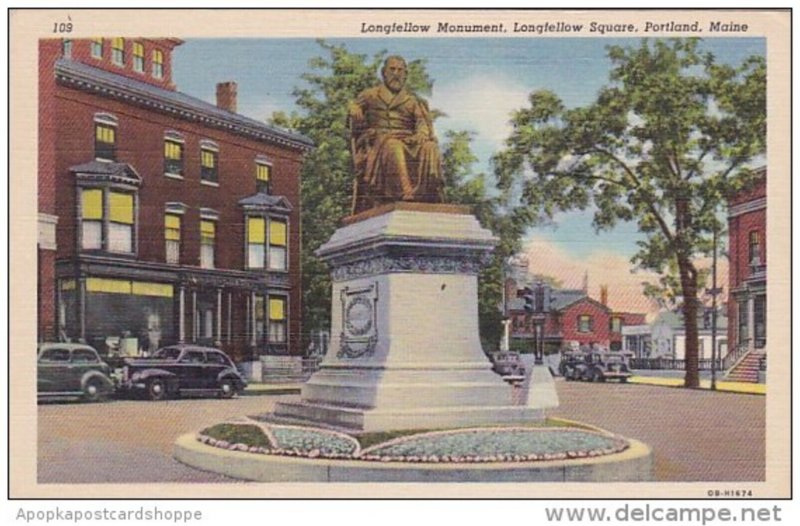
[547,380,765,481]
[38,395,296,483]
[38,381,765,483]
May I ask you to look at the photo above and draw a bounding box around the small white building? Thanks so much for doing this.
[622,310,728,361]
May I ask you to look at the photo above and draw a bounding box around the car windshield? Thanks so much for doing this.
[152,347,182,360]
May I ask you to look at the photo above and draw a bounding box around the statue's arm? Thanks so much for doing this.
[413,98,435,142]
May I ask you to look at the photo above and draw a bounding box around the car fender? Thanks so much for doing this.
[80,370,113,391]
[216,368,246,388]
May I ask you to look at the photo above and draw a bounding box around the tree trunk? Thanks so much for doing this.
[678,256,700,388]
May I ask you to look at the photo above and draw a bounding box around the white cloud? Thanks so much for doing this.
[430,73,530,149]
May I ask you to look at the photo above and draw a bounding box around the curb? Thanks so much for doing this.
[173,430,653,483]
[628,377,765,395]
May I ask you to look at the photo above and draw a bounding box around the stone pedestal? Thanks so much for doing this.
[275,203,546,432]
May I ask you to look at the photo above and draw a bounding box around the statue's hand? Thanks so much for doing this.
[348,102,364,123]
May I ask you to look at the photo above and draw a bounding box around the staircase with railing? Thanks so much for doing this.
[724,341,765,383]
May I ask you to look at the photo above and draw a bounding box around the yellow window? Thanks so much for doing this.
[269,220,287,247]
[256,163,270,182]
[87,277,132,295]
[164,140,182,160]
[201,220,215,242]
[131,281,173,298]
[133,42,144,58]
[165,214,181,241]
[269,298,286,321]
[95,124,115,144]
[82,189,103,220]
[248,217,265,244]
[109,192,133,224]
[112,37,124,51]
[201,150,216,168]
[91,38,103,58]
[153,50,163,65]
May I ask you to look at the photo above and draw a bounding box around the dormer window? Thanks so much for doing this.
[152,49,164,79]
[133,42,145,73]
[111,37,125,66]
[91,38,103,59]
[62,39,72,59]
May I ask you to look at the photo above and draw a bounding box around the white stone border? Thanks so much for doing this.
[196,420,629,464]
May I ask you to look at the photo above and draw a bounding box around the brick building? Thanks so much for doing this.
[727,167,767,359]
[38,38,312,372]
[507,282,646,352]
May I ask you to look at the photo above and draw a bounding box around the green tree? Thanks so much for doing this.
[494,38,765,387]
[274,41,525,350]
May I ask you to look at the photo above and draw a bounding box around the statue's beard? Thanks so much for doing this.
[385,77,405,92]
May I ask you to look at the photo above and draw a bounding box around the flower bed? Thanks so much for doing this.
[197,421,628,463]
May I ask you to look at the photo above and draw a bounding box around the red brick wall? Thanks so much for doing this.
[51,83,305,353]
[61,38,179,90]
[726,174,766,349]
[560,299,614,345]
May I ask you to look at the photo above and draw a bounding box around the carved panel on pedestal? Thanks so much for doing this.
[338,283,378,359]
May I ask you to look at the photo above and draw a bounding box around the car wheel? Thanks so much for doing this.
[83,378,106,402]
[218,379,236,399]
[147,378,168,401]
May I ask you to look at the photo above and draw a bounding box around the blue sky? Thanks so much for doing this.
[173,37,764,264]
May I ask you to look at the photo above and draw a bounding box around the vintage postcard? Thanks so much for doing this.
[8,8,791,501]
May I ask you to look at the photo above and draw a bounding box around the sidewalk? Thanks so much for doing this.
[241,382,303,396]
[628,375,765,395]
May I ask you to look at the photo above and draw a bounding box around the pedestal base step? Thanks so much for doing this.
[274,400,544,433]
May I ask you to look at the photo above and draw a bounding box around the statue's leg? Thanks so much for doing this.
[381,139,415,200]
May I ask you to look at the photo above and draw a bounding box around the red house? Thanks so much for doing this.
[726,167,767,373]
[38,38,312,374]
[508,283,646,352]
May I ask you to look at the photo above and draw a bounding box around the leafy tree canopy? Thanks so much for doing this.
[494,38,765,386]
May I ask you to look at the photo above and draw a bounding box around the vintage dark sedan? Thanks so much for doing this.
[37,343,115,402]
[118,345,247,400]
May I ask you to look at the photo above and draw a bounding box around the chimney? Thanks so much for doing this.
[600,285,608,306]
[216,81,238,113]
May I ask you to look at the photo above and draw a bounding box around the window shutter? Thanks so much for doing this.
[82,189,103,220]
[270,220,287,246]
[248,217,265,244]
[269,298,285,321]
[109,192,133,224]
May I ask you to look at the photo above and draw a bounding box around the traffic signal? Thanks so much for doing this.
[519,287,535,313]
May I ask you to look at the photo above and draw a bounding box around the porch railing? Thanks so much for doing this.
[630,357,722,371]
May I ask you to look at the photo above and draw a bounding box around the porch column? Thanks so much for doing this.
[77,276,86,342]
[227,292,232,344]
[215,288,222,347]
[747,294,755,353]
[192,290,198,342]
[178,285,185,343]
[250,291,257,347]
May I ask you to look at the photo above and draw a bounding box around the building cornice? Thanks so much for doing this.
[55,59,314,153]
[728,197,766,219]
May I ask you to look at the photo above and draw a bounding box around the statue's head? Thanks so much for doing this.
[381,56,408,93]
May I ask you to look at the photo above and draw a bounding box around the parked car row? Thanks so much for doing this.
[37,343,247,402]
[559,350,632,383]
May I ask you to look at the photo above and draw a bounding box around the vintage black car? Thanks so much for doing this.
[118,345,247,400]
[37,343,115,402]
[560,351,632,383]
[490,351,526,383]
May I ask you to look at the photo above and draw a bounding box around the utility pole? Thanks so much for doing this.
[707,225,722,391]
